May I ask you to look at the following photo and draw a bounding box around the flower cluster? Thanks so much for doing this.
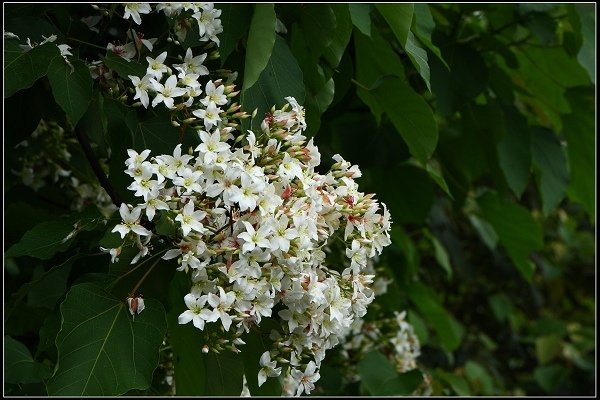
[112,95,392,395]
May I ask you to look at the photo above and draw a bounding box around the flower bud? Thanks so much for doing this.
[171,120,181,127]
[202,344,209,354]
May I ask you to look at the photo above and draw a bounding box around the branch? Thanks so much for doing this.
[75,127,124,207]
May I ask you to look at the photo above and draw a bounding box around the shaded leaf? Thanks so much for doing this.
[297,4,337,62]
[241,35,305,128]
[478,191,543,281]
[5,220,75,260]
[241,318,282,396]
[575,4,595,84]
[536,335,563,365]
[468,214,498,250]
[531,127,569,215]
[424,229,452,279]
[218,3,253,66]
[4,41,61,97]
[373,78,438,163]
[47,283,167,396]
[242,3,276,92]
[349,3,371,37]
[413,4,447,68]
[47,58,93,125]
[534,364,567,393]
[376,4,414,47]
[103,51,146,79]
[497,107,531,198]
[404,31,431,91]
[358,350,423,395]
[4,336,52,384]
[406,282,464,352]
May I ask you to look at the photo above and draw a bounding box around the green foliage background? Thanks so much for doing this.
[4,3,595,396]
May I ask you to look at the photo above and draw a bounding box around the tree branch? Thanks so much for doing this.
[75,127,124,207]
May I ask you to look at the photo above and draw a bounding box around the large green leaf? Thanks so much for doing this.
[531,127,569,215]
[497,107,531,198]
[375,4,414,47]
[373,78,438,163]
[575,4,595,84]
[242,3,276,92]
[218,3,252,66]
[103,51,146,79]
[430,35,488,116]
[412,4,447,68]
[322,4,353,73]
[404,31,431,91]
[354,29,405,124]
[5,208,104,260]
[47,283,167,396]
[4,41,61,97]
[167,273,244,396]
[405,282,464,352]
[47,58,93,125]
[297,4,337,62]
[349,4,371,37]
[478,191,543,281]
[125,108,188,155]
[357,350,423,395]
[241,318,283,396]
[563,88,595,220]
[241,35,305,128]
[4,336,52,384]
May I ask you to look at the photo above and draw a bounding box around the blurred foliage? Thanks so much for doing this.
[4,3,595,396]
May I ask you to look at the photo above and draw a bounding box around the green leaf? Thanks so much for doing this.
[26,258,75,309]
[373,78,438,163]
[478,191,543,281]
[103,51,146,79]
[242,3,276,92]
[430,36,488,116]
[575,4,595,84]
[4,41,61,97]
[536,335,563,365]
[374,164,434,225]
[426,159,453,199]
[79,90,108,157]
[241,318,283,396]
[563,88,595,220]
[531,127,569,215]
[406,282,464,352]
[376,4,414,47]
[297,4,337,62]
[47,58,93,125]
[435,369,471,396]
[358,350,423,395]
[349,4,371,37]
[497,107,531,198]
[322,4,353,73]
[125,108,186,154]
[4,336,52,384]
[404,31,431,91]
[5,220,75,260]
[167,273,244,396]
[47,283,167,396]
[354,29,405,124]
[464,361,494,395]
[241,35,305,127]
[412,4,447,68]
[424,230,452,279]
[534,364,568,392]
[468,214,498,250]
[218,3,253,66]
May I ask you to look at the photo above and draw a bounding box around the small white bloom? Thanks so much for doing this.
[112,203,151,238]
[258,351,281,387]
[123,3,152,25]
[175,201,207,236]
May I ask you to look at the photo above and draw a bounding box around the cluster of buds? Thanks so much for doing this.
[111,96,392,395]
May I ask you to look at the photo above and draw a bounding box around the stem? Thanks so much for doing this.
[130,256,162,296]
[67,37,107,51]
[109,248,169,289]
[75,128,123,207]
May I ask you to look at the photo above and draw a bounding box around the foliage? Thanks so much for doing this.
[3,3,595,397]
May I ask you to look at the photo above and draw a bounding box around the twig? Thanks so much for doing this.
[75,127,124,207]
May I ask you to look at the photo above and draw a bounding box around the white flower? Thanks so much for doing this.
[291,361,320,396]
[144,195,169,221]
[205,287,236,331]
[175,201,207,236]
[112,203,151,238]
[268,214,298,253]
[123,3,152,25]
[195,129,230,164]
[150,75,187,109]
[146,51,169,79]
[237,221,272,254]
[200,80,227,107]
[278,153,303,181]
[192,102,223,130]
[174,48,209,76]
[157,144,194,176]
[127,296,145,315]
[129,75,153,108]
[178,293,211,329]
[107,42,136,61]
[258,351,281,387]
[172,167,203,195]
